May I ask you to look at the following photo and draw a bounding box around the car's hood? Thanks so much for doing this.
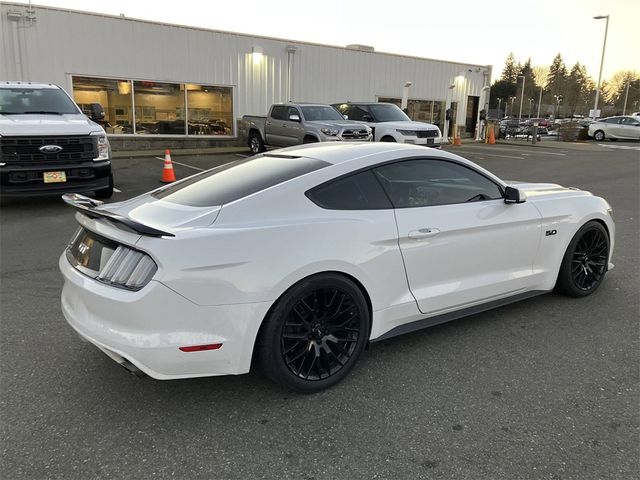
[0,113,104,136]
[99,192,221,233]
[306,120,369,130]
[370,120,439,130]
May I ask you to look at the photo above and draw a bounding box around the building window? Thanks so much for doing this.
[186,84,233,135]
[72,76,134,134]
[71,76,233,136]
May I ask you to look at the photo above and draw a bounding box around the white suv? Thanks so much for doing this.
[333,102,442,147]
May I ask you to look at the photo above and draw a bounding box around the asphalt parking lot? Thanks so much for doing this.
[1,141,638,479]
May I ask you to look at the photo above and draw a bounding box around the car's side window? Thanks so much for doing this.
[306,170,392,210]
[270,105,286,120]
[604,117,621,124]
[345,105,370,121]
[373,159,503,208]
[621,117,640,126]
[287,106,301,120]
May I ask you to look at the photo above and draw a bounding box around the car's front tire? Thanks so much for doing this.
[593,130,605,141]
[256,273,370,393]
[555,221,609,297]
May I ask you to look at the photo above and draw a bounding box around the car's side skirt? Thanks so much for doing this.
[371,290,548,342]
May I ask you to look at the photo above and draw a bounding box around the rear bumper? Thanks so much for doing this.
[59,253,271,379]
[0,160,111,196]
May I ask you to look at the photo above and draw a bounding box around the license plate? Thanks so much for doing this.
[427,138,434,145]
[43,171,66,183]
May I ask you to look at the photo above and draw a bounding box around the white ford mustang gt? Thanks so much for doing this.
[59,143,615,392]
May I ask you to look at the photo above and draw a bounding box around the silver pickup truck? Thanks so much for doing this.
[242,103,372,154]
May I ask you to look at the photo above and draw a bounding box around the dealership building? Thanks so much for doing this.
[1,3,492,150]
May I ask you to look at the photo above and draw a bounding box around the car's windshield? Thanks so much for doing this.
[368,103,411,122]
[301,106,344,121]
[0,87,80,115]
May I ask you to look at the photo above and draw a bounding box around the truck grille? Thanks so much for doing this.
[341,128,370,140]
[0,135,98,166]
[416,130,439,138]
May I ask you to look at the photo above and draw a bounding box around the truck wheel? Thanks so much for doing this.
[303,136,319,144]
[94,173,114,199]
[380,136,396,142]
[249,131,266,154]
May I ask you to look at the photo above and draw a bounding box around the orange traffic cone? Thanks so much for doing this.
[161,149,176,183]
[487,127,496,145]
[453,135,462,146]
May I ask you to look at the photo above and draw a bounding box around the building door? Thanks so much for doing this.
[466,96,479,134]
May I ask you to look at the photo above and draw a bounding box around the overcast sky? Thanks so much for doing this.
[10,0,639,81]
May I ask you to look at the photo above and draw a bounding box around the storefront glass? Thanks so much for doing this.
[71,76,233,136]
[71,76,134,134]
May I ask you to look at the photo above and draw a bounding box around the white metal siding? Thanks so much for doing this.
[0,3,489,128]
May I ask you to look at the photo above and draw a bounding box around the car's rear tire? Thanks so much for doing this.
[94,173,114,199]
[555,221,609,297]
[249,131,266,154]
[256,273,370,393]
[380,136,396,142]
[593,130,605,141]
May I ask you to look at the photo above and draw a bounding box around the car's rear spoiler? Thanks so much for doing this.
[61,193,175,238]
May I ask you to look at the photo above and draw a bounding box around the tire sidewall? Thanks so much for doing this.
[257,274,370,393]
[556,221,609,297]
[594,130,605,141]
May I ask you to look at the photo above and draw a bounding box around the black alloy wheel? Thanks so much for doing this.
[257,274,369,393]
[556,221,609,297]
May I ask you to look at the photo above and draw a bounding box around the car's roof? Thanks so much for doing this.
[270,142,459,165]
[0,82,60,89]
[332,102,394,106]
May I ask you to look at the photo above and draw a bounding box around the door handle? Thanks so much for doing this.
[408,228,440,240]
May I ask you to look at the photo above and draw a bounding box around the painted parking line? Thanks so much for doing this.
[454,146,567,157]
[448,148,524,160]
[154,157,205,171]
[234,153,250,158]
[113,187,122,193]
[597,144,640,151]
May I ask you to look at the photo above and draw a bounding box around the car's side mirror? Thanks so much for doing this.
[288,114,301,122]
[504,186,527,204]
[89,103,105,122]
[343,114,349,120]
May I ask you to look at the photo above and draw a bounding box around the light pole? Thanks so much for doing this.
[592,15,610,119]
[509,96,517,117]
[554,94,563,118]
[537,86,543,118]
[622,81,630,115]
[529,98,535,118]
[517,75,526,120]
[497,98,503,117]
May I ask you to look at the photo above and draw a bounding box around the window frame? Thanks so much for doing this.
[373,157,505,209]
[305,156,506,211]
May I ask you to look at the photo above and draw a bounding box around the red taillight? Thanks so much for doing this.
[179,343,223,352]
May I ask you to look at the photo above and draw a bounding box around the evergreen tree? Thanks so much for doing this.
[501,53,519,83]
[565,62,590,115]
[547,53,568,116]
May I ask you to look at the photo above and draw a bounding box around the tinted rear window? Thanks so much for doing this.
[153,155,329,206]
[306,170,392,210]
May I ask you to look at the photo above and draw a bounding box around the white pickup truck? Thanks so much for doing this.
[333,102,442,147]
[242,103,372,154]
[0,82,113,197]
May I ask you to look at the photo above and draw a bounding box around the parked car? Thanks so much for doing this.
[60,143,615,392]
[333,102,442,147]
[588,116,640,141]
[0,82,113,197]
[242,103,372,154]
